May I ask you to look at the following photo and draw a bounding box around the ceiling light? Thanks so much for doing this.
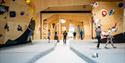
[60,19,66,24]
[25,0,30,4]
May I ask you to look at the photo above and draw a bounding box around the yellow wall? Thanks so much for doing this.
[33,12,40,39]
[31,1,124,40]
[92,2,123,37]
[0,0,34,44]
[57,14,92,39]
[0,1,124,44]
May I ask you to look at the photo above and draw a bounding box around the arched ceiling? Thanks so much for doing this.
[31,0,94,20]
[30,0,123,21]
[31,0,123,12]
[44,5,92,11]
[31,0,96,12]
[45,13,92,24]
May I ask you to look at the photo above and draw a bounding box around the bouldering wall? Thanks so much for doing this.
[92,2,124,37]
[0,0,35,45]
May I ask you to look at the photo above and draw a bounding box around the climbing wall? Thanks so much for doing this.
[0,0,34,45]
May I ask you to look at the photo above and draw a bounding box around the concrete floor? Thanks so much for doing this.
[0,40,56,63]
[35,41,87,63]
[0,40,125,63]
[70,40,125,63]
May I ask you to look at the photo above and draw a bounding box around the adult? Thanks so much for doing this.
[54,31,59,42]
[48,30,51,43]
[80,30,84,40]
[73,31,76,39]
[63,31,67,44]
[95,26,102,48]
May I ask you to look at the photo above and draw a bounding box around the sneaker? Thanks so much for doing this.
[97,46,99,49]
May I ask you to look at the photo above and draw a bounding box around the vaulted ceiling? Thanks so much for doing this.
[30,0,123,21]
[31,0,94,12]
[31,0,123,12]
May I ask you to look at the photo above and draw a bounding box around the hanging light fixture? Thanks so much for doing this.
[25,0,31,5]
[59,19,66,24]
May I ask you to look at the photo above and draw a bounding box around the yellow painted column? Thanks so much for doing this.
[124,9,125,32]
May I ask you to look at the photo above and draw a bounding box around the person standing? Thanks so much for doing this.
[27,26,32,42]
[63,31,67,44]
[105,28,116,48]
[73,31,76,39]
[54,31,59,42]
[48,30,51,43]
[27,23,33,42]
[80,30,84,40]
[95,26,102,48]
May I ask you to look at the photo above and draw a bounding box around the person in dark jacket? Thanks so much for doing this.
[95,26,102,48]
[54,31,59,42]
[63,31,67,44]
[73,32,76,39]
[80,30,84,40]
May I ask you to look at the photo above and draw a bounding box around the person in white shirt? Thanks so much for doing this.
[105,28,117,48]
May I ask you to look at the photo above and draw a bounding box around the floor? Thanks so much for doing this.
[0,40,125,63]
[35,41,87,63]
[0,40,56,63]
[70,40,125,63]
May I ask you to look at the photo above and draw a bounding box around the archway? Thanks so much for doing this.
[40,11,93,40]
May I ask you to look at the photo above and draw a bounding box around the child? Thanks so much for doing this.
[105,28,117,48]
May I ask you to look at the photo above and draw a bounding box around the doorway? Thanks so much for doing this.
[40,11,93,40]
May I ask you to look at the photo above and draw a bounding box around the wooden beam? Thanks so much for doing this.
[41,11,91,13]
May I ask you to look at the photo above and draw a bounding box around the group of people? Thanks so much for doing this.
[73,30,84,40]
[48,30,68,44]
[95,24,117,49]
[48,23,117,48]
[48,29,85,44]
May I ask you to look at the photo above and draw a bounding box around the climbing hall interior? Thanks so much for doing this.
[0,0,125,63]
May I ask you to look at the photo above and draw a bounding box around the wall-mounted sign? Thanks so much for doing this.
[101,9,107,17]
[118,2,123,8]
[109,9,115,16]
